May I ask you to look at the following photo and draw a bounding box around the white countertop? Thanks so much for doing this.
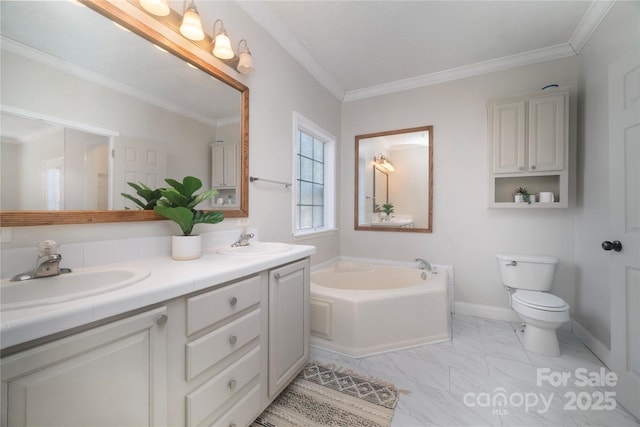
[0,243,315,350]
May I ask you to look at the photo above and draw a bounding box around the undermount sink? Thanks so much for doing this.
[217,242,293,256]
[1,267,150,311]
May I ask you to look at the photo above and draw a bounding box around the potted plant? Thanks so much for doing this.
[375,202,394,221]
[154,176,224,260]
[513,186,531,204]
[121,182,164,210]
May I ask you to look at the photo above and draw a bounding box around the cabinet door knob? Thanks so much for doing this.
[228,379,237,390]
[518,166,524,171]
[229,335,238,345]
[229,296,238,306]
[229,424,237,427]
[156,314,168,326]
[531,165,536,170]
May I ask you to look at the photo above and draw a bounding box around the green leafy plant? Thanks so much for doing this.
[121,182,164,210]
[513,186,531,204]
[153,176,224,235]
[381,202,395,216]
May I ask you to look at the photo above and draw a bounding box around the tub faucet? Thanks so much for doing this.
[11,240,72,281]
[231,229,255,247]
[414,258,432,272]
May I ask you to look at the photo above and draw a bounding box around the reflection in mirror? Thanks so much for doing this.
[373,166,388,211]
[355,126,433,233]
[0,0,248,226]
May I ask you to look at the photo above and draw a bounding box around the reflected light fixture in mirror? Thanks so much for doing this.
[140,0,170,17]
[180,0,205,41]
[375,154,395,172]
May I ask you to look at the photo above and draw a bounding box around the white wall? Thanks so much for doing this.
[573,1,640,351]
[0,1,341,268]
[341,57,580,314]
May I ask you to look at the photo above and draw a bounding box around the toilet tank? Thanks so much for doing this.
[496,254,558,291]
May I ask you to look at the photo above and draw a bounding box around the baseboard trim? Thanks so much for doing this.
[454,302,520,322]
[571,320,612,368]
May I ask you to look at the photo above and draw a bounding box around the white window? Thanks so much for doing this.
[293,112,336,238]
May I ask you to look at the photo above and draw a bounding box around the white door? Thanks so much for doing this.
[113,137,167,209]
[608,54,640,420]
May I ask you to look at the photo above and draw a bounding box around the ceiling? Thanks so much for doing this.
[239,1,614,101]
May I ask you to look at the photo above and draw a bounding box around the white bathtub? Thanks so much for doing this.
[310,260,451,357]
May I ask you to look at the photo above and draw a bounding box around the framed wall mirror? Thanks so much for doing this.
[0,1,249,227]
[355,126,433,233]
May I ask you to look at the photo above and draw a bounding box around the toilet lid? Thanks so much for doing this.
[512,290,568,311]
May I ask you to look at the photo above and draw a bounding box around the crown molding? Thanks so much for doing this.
[1,36,220,128]
[236,0,345,101]
[343,43,576,102]
[568,0,615,53]
[244,0,614,103]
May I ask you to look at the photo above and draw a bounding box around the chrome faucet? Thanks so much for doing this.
[11,240,72,281]
[414,258,432,272]
[231,230,255,247]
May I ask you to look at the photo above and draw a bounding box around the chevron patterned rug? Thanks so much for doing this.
[253,362,399,427]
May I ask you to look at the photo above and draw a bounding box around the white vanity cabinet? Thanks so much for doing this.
[167,274,267,427]
[488,88,569,207]
[268,259,310,398]
[1,307,168,427]
[1,255,312,427]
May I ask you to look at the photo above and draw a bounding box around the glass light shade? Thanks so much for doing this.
[180,8,205,41]
[237,50,254,74]
[213,33,234,59]
[140,0,170,16]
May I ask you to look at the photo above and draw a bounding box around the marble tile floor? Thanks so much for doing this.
[309,314,640,427]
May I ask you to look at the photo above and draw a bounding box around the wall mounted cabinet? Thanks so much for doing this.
[488,88,569,208]
[211,142,239,208]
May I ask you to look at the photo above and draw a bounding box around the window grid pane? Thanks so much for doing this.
[296,130,325,230]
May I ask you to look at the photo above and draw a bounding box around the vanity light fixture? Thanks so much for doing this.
[179,0,205,41]
[212,19,234,59]
[138,0,255,74]
[375,154,395,172]
[236,39,254,74]
[140,0,170,16]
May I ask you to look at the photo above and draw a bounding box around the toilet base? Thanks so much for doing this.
[521,324,560,356]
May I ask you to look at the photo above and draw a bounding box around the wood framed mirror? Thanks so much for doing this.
[355,126,433,233]
[0,1,249,227]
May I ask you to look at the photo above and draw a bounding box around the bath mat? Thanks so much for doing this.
[253,362,399,427]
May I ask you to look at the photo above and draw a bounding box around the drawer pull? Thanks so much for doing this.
[156,314,168,326]
[229,296,238,306]
[229,335,238,345]
[274,272,281,279]
[228,379,237,390]
[230,424,237,427]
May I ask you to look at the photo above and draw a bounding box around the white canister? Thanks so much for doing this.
[539,192,555,203]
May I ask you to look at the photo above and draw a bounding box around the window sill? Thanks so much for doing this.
[293,228,338,241]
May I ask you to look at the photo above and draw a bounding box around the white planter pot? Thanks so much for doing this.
[171,234,202,260]
[514,194,525,203]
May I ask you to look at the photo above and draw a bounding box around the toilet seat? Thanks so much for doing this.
[512,290,568,312]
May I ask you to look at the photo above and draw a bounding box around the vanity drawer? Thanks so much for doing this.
[186,309,260,380]
[187,275,260,336]
[186,346,261,427]
[211,384,261,427]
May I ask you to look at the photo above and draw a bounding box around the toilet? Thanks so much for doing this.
[496,254,570,357]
